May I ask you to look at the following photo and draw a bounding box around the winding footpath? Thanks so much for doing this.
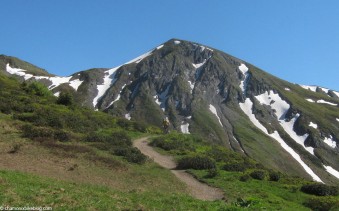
[133,137,224,201]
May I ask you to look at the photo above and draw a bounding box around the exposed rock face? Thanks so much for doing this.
[2,39,339,184]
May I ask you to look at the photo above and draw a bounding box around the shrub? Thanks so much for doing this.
[21,124,54,139]
[24,82,52,97]
[150,134,195,152]
[269,171,281,182]
[205,168,219,178]
[239,174,251,182]
[108,131,132,146]
[125,148,147,164]
[85,132,108,142]
[177,155,216,170]
[112,146,147,164]
[300,183,338,196]
[54,130,71,142]
[250,170,266,180]
[113,146,131,156]
[303,196,339,211]
[85,131,132,146]
[223,163,247,172]
[57,92,74,106]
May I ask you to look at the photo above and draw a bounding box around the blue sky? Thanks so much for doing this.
[1,0,339,90]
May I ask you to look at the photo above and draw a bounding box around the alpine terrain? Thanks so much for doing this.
[1,39,339,209]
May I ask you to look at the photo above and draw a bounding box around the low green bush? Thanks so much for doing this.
[303,196,339,211]
[57,92,74,106]
[223,163,247,172]
[250,170,266,180]
[177,155,216,170]
[21,124,54,139]
[54,130,71,142]
[85,131,131,146]
[150,134,195,152]
[23,81,52,97]
[112,146,147,164]
[205,168,219,178]
[300,183,338,196]
[125,148,147,164]
[269,171,281,182]
[239,174,251,182]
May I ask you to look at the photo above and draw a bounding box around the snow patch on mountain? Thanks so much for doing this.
[188,81,194,93]
[324,166,339,179]
[284,88,291,91]
[209,104,223,126]
[316,99,337,106]
[337,118,339,122]
[323,136,337,148]
[306,98,338,106]
[6,64,83,91]
[192,59,207,69]
[238,64,248,75]
[233,136,245,153]
[180,122,190,134]
[93,66,120,108]
[48,76,72,89]
[6,64,34,80]
[54,91,60,97]
[125,113,131,120]
[309,122,318,129]
[255,91,313,155]
[300,85,317,92]
[239,98,322,182]
[238,64,249,93]
[106,84,126,109]
[306,99,315,103]
[156,44,164,50]
[174,40,181,45]
[300,85,339,98]
[126,51,152,64]
[239,98,268,132]
[68,78,83,91]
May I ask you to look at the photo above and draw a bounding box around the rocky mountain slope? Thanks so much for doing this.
[1,39,339,184]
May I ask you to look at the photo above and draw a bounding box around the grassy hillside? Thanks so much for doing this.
[0,55,52,77]
[150,133,339,210]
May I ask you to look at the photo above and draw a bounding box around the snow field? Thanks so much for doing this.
[255,91,314,154]
[92,66,120,107]
[6,64,83,91]
[239,97,322,182]
[180,122,190,134]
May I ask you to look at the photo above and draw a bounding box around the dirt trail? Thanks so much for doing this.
[133,137,224,201]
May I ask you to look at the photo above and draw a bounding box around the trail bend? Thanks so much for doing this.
[133,137,224,201]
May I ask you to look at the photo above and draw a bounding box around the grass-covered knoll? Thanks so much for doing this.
[151,133,339,210]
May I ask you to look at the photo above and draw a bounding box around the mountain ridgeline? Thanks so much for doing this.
[1,39,339,184]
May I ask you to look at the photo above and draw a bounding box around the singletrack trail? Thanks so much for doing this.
[133,137,224,201]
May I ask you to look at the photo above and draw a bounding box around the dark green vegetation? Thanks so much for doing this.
[151,133,339,210]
